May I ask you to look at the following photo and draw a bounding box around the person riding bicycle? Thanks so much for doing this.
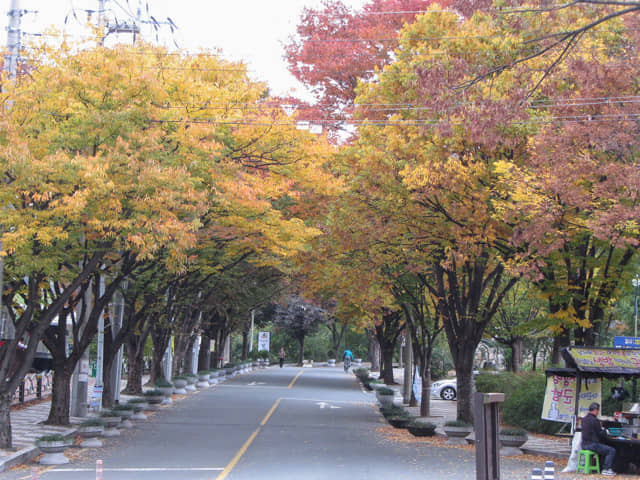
[343,349,353,372]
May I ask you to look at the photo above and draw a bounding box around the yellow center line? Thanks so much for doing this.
[261,398,281,426]
[287,370,304,389]
[216,397,282,480]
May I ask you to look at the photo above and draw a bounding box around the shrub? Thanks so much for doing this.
[154,378,172,388]
[37,434,67,442]
[377,387,395,396]
[445,420,472,428]
[475,371,557,434]
[144,389,164,396]
[198,370,210,376]
[500,428,527,436]
[80,418,105,427]
[354,367,369,381]
[100,410,120,418]
[411,420,436,429]
[127,398,147,404]
[380,405,406,418]
[112,404,135,411]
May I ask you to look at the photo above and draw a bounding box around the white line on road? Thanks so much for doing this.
[282,397,371,405]
[44,467,224,472]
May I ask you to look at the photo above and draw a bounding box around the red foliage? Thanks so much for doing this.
[285,0,453,122]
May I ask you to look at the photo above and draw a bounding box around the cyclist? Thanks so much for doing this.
[343,349,354,372]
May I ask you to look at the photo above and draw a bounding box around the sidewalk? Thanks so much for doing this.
[0,376,150,472]
[384,367,572,460]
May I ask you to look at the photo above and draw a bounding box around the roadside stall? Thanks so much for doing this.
[543,347,640,473]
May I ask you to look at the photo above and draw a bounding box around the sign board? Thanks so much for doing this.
[89,385,103,409]
[542,375,601,423]
[412,366,422,403]
[257,331,270,352]
[567,347,640,374]
[613,336,640,349]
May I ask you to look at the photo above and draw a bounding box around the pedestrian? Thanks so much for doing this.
[581,402,616,476]
[279,347,286,368]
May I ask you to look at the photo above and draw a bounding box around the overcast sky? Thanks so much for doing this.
[3,0,369,100]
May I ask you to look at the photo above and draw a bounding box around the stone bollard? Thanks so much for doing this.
[544,461,555,480]
[531,468,543,480]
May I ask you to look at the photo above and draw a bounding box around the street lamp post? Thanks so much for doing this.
[633,276,639,338]
[632,276,639,401]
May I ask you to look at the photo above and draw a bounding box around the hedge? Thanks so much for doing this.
[475,372,557,434]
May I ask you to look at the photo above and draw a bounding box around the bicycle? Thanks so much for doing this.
[343,357,352,372]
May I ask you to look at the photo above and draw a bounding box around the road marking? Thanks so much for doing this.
[247,381,266,386]
[261,397,281,426]
[316,401,342,409]
[287,370,303,389]
[217,398,282,480]
[20,466,55,479]
[44,467,224,472]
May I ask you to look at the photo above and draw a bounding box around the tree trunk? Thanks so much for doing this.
[123,338,144,395]
[172,335,188,376]
[101,355,116,409]
[183,335,196,375]
[454,348,476,423]
[512,339,523,374]
[551,331,569,365]
[241,330,249,360]
[198,335,211,371]
[0,393,13,449]
[381,346,395,384]
[45,364,72,425]
[151,344,165,384]
[420,353,433,417]
[369,336,380,371]
[298,336,305,366]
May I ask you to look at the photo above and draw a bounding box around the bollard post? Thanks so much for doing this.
[96,459,103,480]
[531,468,543,480]
[31,467,39,480]
[544,461,555,480]
[474,392,504,480]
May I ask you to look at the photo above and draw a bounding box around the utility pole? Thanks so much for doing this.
[249,310,254,353]
[0,0,23,342]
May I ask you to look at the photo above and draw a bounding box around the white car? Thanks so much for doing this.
[430,378,457,401]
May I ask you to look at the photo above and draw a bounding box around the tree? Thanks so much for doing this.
[285,0,452,129]
[272,295,328,365]
[395,274,443,416]
[485,281,545,373]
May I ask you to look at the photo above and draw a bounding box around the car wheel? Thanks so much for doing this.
[441,386,456,401]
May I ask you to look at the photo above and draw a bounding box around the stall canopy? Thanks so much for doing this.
[561,346,640,379]
[543,347,640,425]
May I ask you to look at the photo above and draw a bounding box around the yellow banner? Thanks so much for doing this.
[542,375,601,423]
[569,348,640,372]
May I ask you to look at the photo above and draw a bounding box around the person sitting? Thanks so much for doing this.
[581,402,616,476]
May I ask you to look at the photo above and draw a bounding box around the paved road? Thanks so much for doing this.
[1,367,543,480]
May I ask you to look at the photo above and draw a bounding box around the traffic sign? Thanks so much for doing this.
[613,336,640,349]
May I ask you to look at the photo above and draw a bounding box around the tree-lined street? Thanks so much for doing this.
[2,367,547,480]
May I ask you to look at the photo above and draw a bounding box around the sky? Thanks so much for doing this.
[3,0,370,100]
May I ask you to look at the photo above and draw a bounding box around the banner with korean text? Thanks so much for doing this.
[542,375,601,423]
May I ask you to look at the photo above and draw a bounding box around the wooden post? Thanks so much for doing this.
[475,392,504,480]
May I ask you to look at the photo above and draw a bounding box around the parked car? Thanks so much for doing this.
[430,378,457,401]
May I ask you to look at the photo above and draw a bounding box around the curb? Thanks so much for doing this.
[0,445,40,472]
[0,427,78,472]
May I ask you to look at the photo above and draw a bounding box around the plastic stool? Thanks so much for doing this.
[577,450,600,474]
